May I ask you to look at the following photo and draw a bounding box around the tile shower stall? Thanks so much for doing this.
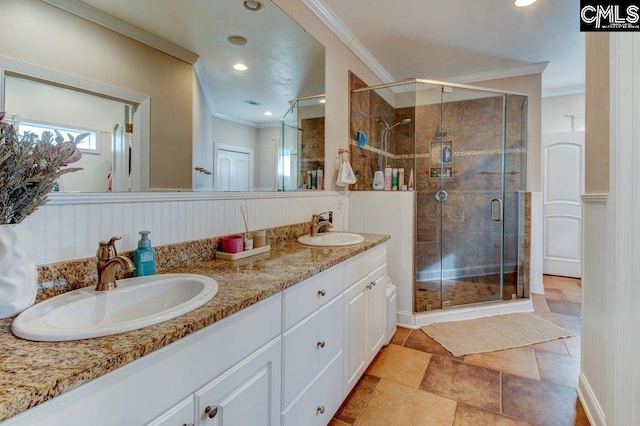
[350,77,528,312]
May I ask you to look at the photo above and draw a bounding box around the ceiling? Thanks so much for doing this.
[46,0,325,126]
[316,0,584,95]
[48,0,584,128]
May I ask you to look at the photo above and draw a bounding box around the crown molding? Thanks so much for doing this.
[302,0,394,83]
[542,85,586,98]
[444,62,549,85]
[41,0,199,64]
[193,59,216,116]
[212,112,259,128]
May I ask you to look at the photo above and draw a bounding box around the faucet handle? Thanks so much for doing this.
[97,236,121,260]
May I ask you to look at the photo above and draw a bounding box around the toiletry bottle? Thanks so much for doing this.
[352,170,360,190]
[317,167,323,190]
[384,165,392,190]
[134,231,156,276]
[373,166,384,190]
[398,168,405,189]
[392,168,398,190]
[443,146,452,163]
[311,170,317,189]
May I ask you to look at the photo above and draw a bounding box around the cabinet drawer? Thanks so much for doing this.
[282,352,343,426]
[343,244,386,287]
[282,294,343,407]
[283,264,343,330]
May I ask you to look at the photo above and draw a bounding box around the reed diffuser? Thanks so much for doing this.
[240,206,253,250]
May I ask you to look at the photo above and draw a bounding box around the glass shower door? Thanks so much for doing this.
[437,89,506,307]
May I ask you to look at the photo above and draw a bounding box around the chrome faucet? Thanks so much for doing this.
[96,236,135,291]
[311,212,333,237]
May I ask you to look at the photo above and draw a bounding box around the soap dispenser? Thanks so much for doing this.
[373,165,384,190]
[134,231,156,276]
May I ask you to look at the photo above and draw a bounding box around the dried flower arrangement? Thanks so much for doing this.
[0,112,84,224]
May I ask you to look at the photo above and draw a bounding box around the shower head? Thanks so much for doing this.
[435,124,447,138]
[377,118,412,130]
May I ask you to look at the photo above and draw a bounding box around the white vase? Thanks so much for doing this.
[0,223,38,319]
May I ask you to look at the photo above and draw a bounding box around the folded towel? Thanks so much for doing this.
[357,129,368,147]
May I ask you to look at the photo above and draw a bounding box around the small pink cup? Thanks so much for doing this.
[221,235,243,253]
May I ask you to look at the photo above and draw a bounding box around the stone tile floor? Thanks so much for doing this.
[415,273,518,311]
[330,275,590,426]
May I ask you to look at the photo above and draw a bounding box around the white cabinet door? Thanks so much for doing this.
[366,266,387,360]
[195,337,281,426]
[146,396,194,426]
[343,276,367,395]
[343,263,387,396]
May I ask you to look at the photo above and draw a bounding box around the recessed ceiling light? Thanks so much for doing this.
[264,111,273,116]
[515,0,536,7]
[233,63,248,71]
[227,35,248,46]
[243,1,263,12]
[319,99,326,104]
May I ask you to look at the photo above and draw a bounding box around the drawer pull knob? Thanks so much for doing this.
[366,284,372,290]
[204,405,219,419]
[317,340,326,348]
[318,289,326,297]
[371,281,376,287]
[317,405,325,414]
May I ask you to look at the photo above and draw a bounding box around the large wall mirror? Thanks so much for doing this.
[0,0,325,193]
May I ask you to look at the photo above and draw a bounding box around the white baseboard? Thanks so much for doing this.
[578,372,607,426]
[398,299,534,328]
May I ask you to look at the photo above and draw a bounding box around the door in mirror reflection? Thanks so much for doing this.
[215,145,252,191]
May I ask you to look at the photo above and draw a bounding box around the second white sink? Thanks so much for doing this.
[298,232,365,247]
[12,273,218,342]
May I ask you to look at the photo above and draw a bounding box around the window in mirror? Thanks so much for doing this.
[18,121,99,153]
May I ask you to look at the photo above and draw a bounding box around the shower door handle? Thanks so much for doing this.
[491,198,503,222]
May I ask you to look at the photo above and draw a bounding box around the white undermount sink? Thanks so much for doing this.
[11,274,218,342]
[298,232,365,247]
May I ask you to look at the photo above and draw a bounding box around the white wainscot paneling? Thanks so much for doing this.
[579,194,609,426]
[28,192,339,264]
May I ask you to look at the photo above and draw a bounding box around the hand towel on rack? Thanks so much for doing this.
[336,159,357,186]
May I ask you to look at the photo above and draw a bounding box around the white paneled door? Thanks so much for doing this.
[542,131,585,278]
[215,145,252,191]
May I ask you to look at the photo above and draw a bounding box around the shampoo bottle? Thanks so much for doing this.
[384,165,392,190]
[134,231,156,276]
[373,166,384,190]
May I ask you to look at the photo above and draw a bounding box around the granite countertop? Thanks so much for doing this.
[0,233,389,422]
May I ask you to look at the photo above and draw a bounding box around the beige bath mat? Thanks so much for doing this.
[421,312,574,357]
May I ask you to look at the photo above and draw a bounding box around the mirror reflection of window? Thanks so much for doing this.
[4,75,136,192]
